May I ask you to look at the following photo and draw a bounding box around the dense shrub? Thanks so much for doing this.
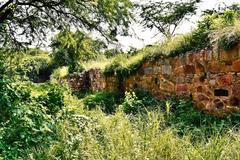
[0,78,31,122]
[83,91,122,114]
[32,94,240,160]
[51,31,105,73]
[37,85,65,115]
[0,102,55,159]
[120,92,144,114]
[218,31,240,51]
[0,78,56,159]
[50,66,69,82]
[167,99,240,140]
[15,55,53,82]
[134,89,160,107]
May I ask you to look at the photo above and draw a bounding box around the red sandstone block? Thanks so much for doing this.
[184,64,195,74]
[173,66,185,76]
[218,74,233,86]
[232,59,240,72]
[160,80,175,92]
[207,60,228,73]
[195,62,205,73]
[233,84,240,97]
[220,47,239,62]
[195,51,205,62]
[205,50,213,61]
[173,57,182,67]
[196,86,203,92]
[197,93,210,101]
[207,61,220,73]
[187,53,194,64]
[176,84,188,92]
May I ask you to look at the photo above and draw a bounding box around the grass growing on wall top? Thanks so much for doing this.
[85,9,240,78]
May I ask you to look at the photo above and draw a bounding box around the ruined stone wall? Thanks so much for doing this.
[69,44,240,116]
[125,45,240,116]
[68,69,118,92]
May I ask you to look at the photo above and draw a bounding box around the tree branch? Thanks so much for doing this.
[0,0,13,13]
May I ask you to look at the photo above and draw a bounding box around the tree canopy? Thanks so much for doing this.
[51,30,106,72]
[0,0,133,47]
[139,0,200,38]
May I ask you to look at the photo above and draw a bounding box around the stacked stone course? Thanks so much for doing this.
[68,44,240,116]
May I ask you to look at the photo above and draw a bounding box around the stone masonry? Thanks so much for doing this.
[69,44,240,117]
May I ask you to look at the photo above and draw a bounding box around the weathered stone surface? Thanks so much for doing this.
[153,66,161,74]
[68,45,240,117]
[173,66,185,76]
[196,86,203,92]
[220,47,239,62]
[232,59,240,72]
[184,65,195,74]
[195,62,205,73]
[162,65,172,75]
[144,67,153,74]
[196,101,207,110]
[160,79,175,92]
[229,97,239,106]
[207,61,222,73]
[209,79,216,86]
[217,74,233,86]
[176,84,188,93]
[233,83,240,97]
[176,77,185,84]
[213,99,225,109]
[197,93,210,101]
[185,74,194,83]
[206,50,213,61]
[187,53,194,64]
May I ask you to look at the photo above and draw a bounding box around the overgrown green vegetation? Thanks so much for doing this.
[1,85,240,159]
[100,5,240,78]
[0,49,53,82]
[1,1,240,160]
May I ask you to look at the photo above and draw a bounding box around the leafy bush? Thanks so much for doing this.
[33,92,240,160]
[72,91,91,99]
[83,91,121,114]
[0,78,56,159]
[0,78,31,122]
[15,54,53,82]
[69,62,84,74]
[50,66,69,81]
[211,23,240,51]
[218,31,240,51]
[37,85,65,115]
[167,98,240,140]
[120,92,144,114]
[0,102,55,159]
[103,54,145,90]
[134,89,159,107]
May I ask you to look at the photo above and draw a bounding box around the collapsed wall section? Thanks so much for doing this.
[68,69,118,92]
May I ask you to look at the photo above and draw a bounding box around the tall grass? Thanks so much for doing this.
[26,90,240,160]
[31,108,240,160]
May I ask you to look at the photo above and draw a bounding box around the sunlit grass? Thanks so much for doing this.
[82,55,114,70]
[32,104,240,160]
